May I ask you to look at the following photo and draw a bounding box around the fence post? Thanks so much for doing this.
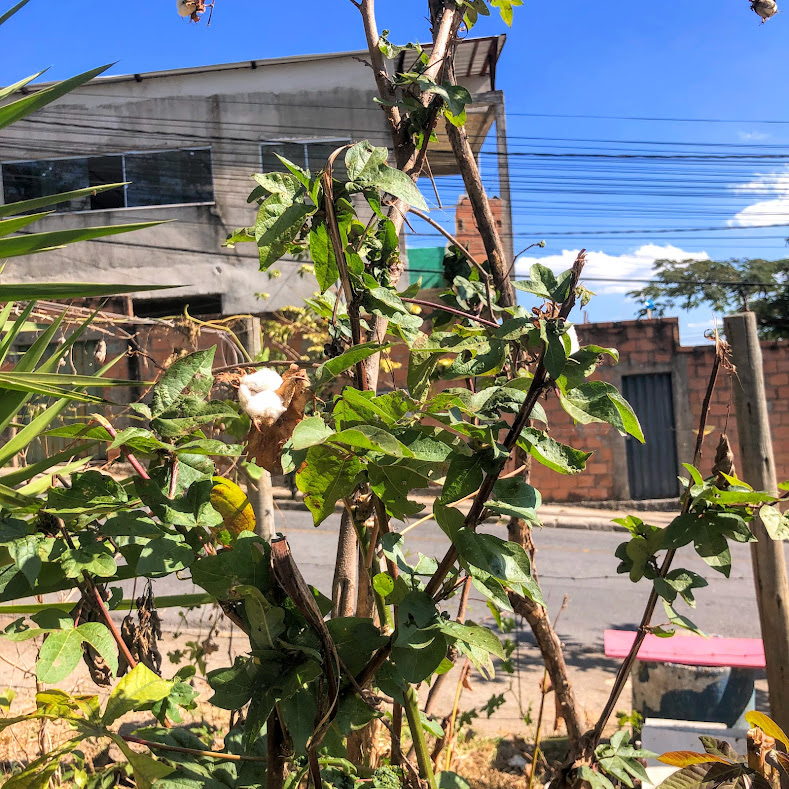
[241,316,276,542]
[724,311,789,732]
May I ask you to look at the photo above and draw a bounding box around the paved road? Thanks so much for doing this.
[143,507,774,653]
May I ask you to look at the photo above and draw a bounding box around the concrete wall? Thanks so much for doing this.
[1,52,494,314]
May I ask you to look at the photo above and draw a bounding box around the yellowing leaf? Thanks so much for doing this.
[210,476,256,539]
[658,751,731,767]
[102,663,171,725]
[745,710,789,749]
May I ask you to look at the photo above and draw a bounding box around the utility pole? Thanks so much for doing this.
[241,316,276,541]
[724,311,789,732]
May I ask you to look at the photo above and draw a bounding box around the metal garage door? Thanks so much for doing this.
[622,373,679,500]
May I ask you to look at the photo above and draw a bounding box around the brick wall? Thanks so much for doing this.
[528,318,789,503]
[454,195,503,259]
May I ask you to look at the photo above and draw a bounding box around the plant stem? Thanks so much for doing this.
[423,252,586,600]
[391,703,403,767]
[90,582,138,673]
[528,595,569,789]
[400,297,498,329]
[267,709,285,789]
[443,659,471,772]
[403,684,438,789]
[93,413,150,480]
[588,337,725,750]
[122,734,268,763]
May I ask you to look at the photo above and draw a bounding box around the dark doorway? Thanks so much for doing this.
[622,373,679,500]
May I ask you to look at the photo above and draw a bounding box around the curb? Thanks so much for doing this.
[273,496,632,532]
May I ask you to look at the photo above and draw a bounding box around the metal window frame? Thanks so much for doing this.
[259,137,351,174]
[0,145,215,211]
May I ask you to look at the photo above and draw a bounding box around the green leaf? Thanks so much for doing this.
[487,477,541,522]
[59,539,117,579]
[296,445,363,525]
[190,533,271,598]
[437,772,471,789]
[135,536,194,576]
[150,348,215,418]
[662,599,706,637]
[513,262,571,301]
[103,663,172,725]
[0,221,164,258]
[440,454,484,504]
[135,478,222,530]
[46,470,129,518]
[454,528,545,606]
[113,736,174,789]
[759,505,789,540]
[309,221,339,293]
[314,342,395,386]
[373,572,395,598]
[0,184,130,219]
[440,340,506,380]
[437,620,505,661]
[330,425,414,457]
[0,0,32,27]
[518,427,591,475]
[369,462,429,519]
[234,585,286,649]
[8,535,42,586]
[0,64,112,130]
[326,617,388,676]
[280,686,318,755]
[408,334,440,400]
[490,0,523,26]
[37,627,82,684]
[559,381,644,442]
[290,416,335,450]
[207,658,255,710]
[654,569,708,607]
[345,141,428,210]
[391,630,448,684]
[417,79,472,117]
[255,193,313,271]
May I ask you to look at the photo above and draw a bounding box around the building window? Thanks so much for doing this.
[1,147,213,212]
[133,294,223,319]
[261,139,350,178]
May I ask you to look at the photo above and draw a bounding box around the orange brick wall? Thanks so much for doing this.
[528,318,789,503]
[454,195,504,260]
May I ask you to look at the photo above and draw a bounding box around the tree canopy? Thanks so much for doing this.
[628,257,789,339]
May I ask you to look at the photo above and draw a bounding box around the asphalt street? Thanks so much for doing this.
[143,507,773,651]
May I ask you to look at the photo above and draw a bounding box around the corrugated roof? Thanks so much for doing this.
[18,35,505,90]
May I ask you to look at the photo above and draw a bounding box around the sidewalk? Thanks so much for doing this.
[270,484,680,531]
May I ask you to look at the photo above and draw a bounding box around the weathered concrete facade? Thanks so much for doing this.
[1,38,508,315]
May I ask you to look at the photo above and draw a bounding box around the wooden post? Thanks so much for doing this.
[724,311,789,732]
[241,317,276,542]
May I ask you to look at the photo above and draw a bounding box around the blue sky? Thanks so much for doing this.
[3,0,789,343]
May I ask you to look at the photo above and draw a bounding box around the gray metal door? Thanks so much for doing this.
[622,373,679,500]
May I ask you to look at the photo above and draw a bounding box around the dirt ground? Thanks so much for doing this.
[0,605,625,787]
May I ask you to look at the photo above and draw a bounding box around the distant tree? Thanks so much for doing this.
[628,256,789,339]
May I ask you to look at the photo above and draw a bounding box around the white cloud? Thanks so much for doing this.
[515,244,709,295]
[729,169,789,227]
[738,130,770,142]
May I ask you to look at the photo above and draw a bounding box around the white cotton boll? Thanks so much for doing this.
[244,390,287,426]
[242,368,284,393]
[238,368,284,412]
[567,325,580,355]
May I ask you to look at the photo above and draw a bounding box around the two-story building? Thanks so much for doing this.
[0,36,512,317]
